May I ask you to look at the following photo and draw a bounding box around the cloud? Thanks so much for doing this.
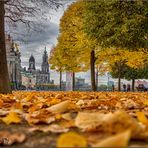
[5,0,75,68]
[6,0,107,85]
[7,20,59,69]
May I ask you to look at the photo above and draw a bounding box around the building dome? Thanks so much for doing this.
[29,55,35,62]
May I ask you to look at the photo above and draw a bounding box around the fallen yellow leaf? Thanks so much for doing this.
[1,112,21,125]
[136,111,148,125]
[57,132,87,147]
[94,130,131,147]
[0,131,26,146]
[13,102,23,110]
[47,100,70,113]
[55,114,62,120]
[143,100,148,106]
[0,99,3,108]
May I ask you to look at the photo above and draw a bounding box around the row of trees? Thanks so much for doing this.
[0,0,63,93]
[49,0,148,91]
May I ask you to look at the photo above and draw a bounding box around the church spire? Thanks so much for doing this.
[28,54,36,71]
[44,46,47,54]
[42,47,49,73]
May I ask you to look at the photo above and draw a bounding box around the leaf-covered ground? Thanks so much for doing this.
[0,91,148,147]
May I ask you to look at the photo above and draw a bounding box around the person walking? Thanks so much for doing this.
[123,84,126,92]
[127,84,131,92]
[112,84,115,92]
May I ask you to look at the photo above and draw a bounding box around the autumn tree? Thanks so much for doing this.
[123,66,147,91]
[96,48,147,91]
[49,46,65,90]
[52,1,98,91]
[96,48,128,91]
[84,0,148,91]
[50,1,87,90]
[0,0,62,93]
[84,0,148,50]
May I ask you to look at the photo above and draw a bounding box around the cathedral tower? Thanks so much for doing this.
[40,47,50,84]
[42,47,49,73]
[28,55,36,71]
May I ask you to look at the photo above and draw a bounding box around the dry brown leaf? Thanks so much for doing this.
[136,111,148,126]
[25,113,55,125]
[0,131,26,146]
[75,111,142,137]
[62,113,73,121]
[59,120,75,128]
[75,112,107,129]
[1,111,21,125]
[94,130,131,147]
[28,124,69,133]
[57,132,87,147]
[47,100,70,113]
[0,99,3,108]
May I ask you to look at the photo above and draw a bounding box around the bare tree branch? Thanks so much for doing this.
[1,0,64,32]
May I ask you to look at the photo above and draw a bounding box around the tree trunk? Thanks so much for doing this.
[90,50,96,91]
[118,72,121,92]
[59,71,62,90]
[72,72,75,91]
[0,2,11,94]
[132,79,135,92]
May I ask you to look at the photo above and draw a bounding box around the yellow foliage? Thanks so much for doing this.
[96,47,147,73]
[94,130,131,147]
[49,1,96,73]
[50,98,61,105]
[0,99,3,108]
[1,111,21,125]
[57,132,87,147]
[136,111,148,126]
[143,100,148,106]
[13,102,23,110]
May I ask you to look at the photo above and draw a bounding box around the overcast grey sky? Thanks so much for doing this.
[5,0,109,85]
[7,1,72,69]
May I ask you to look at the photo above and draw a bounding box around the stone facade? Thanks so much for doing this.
[6,34,22,89]
[36,49,50,85]
[22,47,50,89]
[21,71,36,89]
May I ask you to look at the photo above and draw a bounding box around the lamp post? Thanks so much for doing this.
[107,72,110,91]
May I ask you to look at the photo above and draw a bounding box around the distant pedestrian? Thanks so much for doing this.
[127,84,131,92]
[112,84,115,92]
[123,84,126,92]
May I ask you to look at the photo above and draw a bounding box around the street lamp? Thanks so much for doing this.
[107,72,110,91]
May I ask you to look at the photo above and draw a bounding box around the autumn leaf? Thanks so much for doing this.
[94,130,131,147]
[50,98,61,105]
[47,100,70,113]
[1,111,21,125]
[0,99,3,108]
[28,124,69,133]
[59,120,75,128]
[0,131,26,146]
[57,132,87,147]
[143,100,148,106]
[136,112,148,126]
[13,102,23,110]
[75,111,141,136]
[62,113,73,121]
[24,94,34,101]
[55,114,62,120]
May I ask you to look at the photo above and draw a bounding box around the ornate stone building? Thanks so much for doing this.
[21,47,50,89]
[28,55,36,72]
[6,34,22,89]
[36,48,50,85]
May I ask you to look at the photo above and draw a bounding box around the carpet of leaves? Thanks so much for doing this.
[0,91,148,147]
